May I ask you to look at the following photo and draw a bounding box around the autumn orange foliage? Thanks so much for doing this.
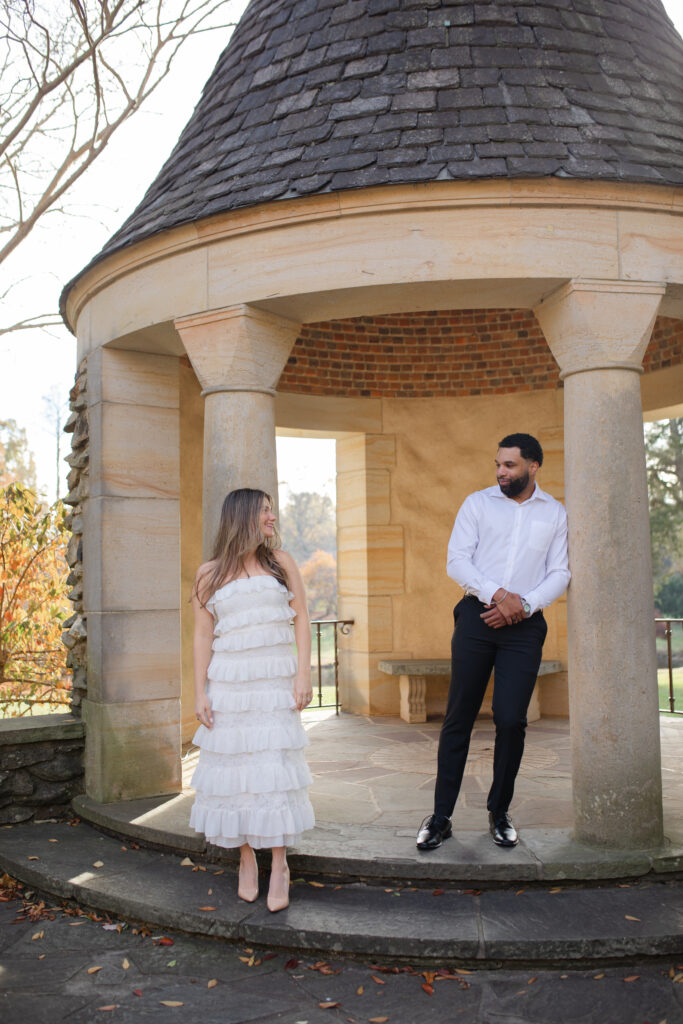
[0,484,71,716]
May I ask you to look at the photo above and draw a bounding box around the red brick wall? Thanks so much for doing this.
[277,310,683,398]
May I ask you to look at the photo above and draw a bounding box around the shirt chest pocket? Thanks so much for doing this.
[528,518,554,553]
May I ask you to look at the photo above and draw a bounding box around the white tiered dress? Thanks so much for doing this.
[189,574,315,849]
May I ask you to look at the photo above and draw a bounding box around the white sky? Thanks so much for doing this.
[2,0,682,503]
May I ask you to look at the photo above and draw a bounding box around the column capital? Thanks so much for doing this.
[534,279,665,379]
[174,303,301,392]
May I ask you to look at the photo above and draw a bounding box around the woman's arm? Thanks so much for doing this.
[192,564,215,729]
[276,550,313,711]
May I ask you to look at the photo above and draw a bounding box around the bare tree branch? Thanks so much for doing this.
[0,0,235,318]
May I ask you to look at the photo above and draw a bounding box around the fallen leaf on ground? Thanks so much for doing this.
[548,887,562,894]
[208,888,213,895]
[159,1000,184,1007]
[515,889,525,895]
[422,983,434,996]
[593,974,605,980]
[31,931,44,941]
[368,1017,389,1023]
[198,906,216,911]
[133,989,142,997]
[158,937,174,946]
[97,1006,118,1012]
[625,915,640,922]
[38,954,46,960]
[167,960,177,967]
[673,972,683,983]
[432,889,444,896]
[122,958,130,969]
[423,971,436,984]
[319,1001,340,1009]
[623,975,640,983]
[356,985,364,995]
[69,922,85,927]
[88,966,103,974]
[27,856,39,861]
[180,857,194,867]
[239,957,251,963]
[208,979,218,988]
[371,976,386,985]
[213,869,224,875]
[309,881,325,888]
[48,839,58,843]
[284,958,299,969]
[527,977,537,985]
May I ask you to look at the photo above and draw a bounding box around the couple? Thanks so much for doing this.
[189,432,570,911]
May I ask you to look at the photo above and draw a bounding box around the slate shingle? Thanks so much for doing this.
[87,0,683,267]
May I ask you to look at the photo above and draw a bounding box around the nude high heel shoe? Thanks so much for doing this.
[238,848,259,903]
[267,863,290,913]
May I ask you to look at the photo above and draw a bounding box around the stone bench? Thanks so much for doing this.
[378,658,563,724]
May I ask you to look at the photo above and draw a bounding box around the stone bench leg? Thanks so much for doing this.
[399,674,427,723]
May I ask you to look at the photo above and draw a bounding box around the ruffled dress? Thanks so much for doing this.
[189,575,315,848]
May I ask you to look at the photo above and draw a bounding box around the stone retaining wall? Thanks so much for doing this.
[0,715,84,824]
[62,359,88,713]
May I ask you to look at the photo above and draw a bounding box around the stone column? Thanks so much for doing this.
[534,280,666,848]
[83,348,182,803]
[174,305,301,557]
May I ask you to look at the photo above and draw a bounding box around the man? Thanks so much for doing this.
[416,433,570,851]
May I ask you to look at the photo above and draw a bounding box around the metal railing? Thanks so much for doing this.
[655,617,683,715]
[306,618,354,714]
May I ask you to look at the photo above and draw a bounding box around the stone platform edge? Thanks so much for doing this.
[72,794,683,884]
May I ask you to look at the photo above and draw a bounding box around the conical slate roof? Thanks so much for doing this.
[99,0,683,262]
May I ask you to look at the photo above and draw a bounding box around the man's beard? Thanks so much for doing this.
[498,471,529,498]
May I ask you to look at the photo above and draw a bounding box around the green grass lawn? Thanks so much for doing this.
[658,665,683,715]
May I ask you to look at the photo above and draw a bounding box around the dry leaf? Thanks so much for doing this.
[38,954,46,960]
[198,906,216,911]
[422,983,434,996]
[122,958,130,970]
[356,985,364,995]
[97,1006,118,1012]
[623,975,640,983]
[368,1017,389,1023]
[208,979,218,988]
[88,966,103,974]
[432,888,444,896]
[159,1001,184,1007]
[213,869,224,875]
[133,989,143,997]
[593,974,605,980]
[423,971,436,985]
[515,889,525,895]
[625,915,640,922]
[319,1002,340,1009]
[285,958,299,969]
[309,881,325,888]
[69,922,86,927]
[208,888,213,895]
[548,887,562,894]
[527,977,537,985]
[27,856,39,861]
[31,931,44,941]
[457,969,473,975]
[371,975,386,985]
[158,937,174,946]
[673,972,683,983]
[238,956,251,963]
[93,861,104,869]
[48,839,58,843]
[180,857,194,867]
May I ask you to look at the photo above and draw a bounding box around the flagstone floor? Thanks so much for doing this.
[183,712,683,841]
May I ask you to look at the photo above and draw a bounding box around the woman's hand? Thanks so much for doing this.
[293,674,313,711]
[195,693,213,729]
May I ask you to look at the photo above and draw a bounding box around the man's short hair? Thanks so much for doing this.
[498,432,543,466]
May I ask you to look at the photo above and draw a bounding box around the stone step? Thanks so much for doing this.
[73,793,683,885]
[1,821,682,967]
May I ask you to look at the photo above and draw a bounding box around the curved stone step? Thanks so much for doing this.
[73,793,683,884]
[1,821,682,967]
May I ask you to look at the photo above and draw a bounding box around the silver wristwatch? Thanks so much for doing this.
[521,598,531,617]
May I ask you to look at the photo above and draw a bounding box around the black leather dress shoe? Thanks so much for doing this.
[489,811,518,847]
[416,814,452,850]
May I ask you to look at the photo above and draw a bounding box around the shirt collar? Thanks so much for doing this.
[487,483,550,504]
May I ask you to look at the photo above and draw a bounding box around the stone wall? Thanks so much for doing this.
[62,360,88,714]
[0,716,84,824]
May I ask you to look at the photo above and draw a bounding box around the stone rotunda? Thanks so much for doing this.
[61,0,683,851]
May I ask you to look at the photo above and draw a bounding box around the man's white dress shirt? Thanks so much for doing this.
[446,484,570,615]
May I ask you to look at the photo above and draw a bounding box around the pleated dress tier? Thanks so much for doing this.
[190,575,315,849]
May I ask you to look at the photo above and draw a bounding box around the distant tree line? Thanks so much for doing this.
[278,491,337,620]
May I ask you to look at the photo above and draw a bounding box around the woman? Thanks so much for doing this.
[190,488,314,912]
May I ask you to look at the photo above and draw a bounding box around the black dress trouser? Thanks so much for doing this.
[433,596,548,821]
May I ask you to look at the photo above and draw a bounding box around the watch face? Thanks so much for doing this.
[522,601,531,615]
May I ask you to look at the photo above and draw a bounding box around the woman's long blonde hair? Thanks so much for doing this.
[197,488,288,605]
